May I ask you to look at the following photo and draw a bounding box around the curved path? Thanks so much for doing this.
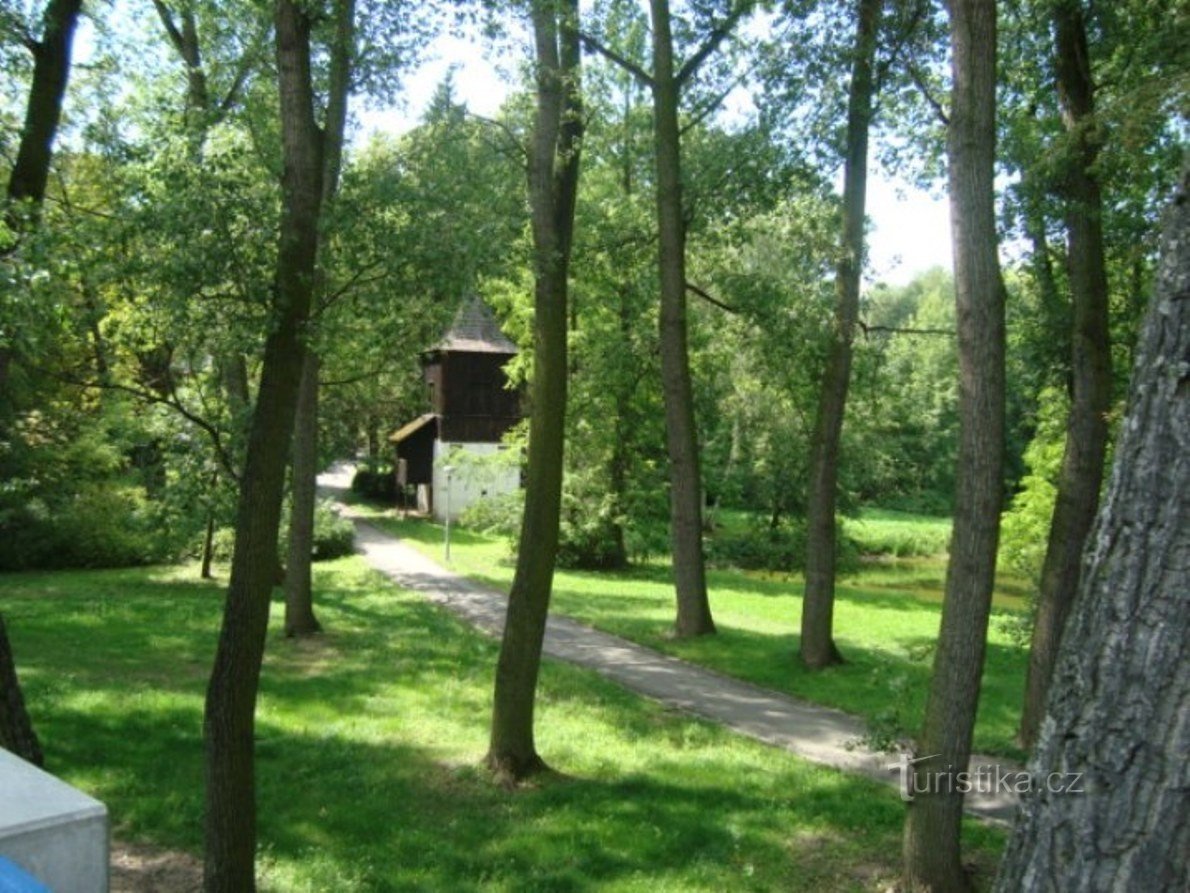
[320,464,1021,826]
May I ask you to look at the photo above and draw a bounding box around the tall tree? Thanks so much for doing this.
[902,0,1006,889]
[800,0,883,669]
[994,169,1188,893]
[486,0,583,781]
[0,0,85,768]
[202,0,337,886]
[582,1,751,635]
[649,0,715,636]
[283,0,355,638]
[1017,0,1113,748]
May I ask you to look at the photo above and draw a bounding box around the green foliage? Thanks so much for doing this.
[458,490,523,538]
[351,463,397,502]
[207,500,356,565]
[706,517,861,575]
[309,501,356,562]
[999,386,1068,585]
[0,482,169,571]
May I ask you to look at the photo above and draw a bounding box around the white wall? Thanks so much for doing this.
[431,441,520,522]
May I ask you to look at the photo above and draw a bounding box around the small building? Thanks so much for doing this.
[390,296,521,521]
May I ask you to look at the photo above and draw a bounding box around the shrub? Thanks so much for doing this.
[706,517,859,575]
[0,483,169,570]
[351,463,397,502]
[459,490,523,538]
[310,501,355,561]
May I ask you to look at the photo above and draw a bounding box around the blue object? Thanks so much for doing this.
[0,858,49,893]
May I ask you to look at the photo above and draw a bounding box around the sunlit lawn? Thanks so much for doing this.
[2,558,1005,890]
[350,501,1030,759]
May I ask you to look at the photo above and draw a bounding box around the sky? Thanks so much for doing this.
[358,34,955,289]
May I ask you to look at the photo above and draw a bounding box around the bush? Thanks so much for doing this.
[706,517,859,575]
[310,501,355,561]
[459,491,523,538]
[0,484,170,570]
[203,501,355,567]
[351,463,397,502]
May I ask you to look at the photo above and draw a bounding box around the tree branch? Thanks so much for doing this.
[680,75,744,136]
[151,0,187,58]
[686,281,739,314]
[859,320,953,337]
[675,2,751,88]
[318,364,392,389]
[907,61,949,126]
[313,259,387,317]
[48,365,242,483]
[579,30,654,88]
[466,111,528,162]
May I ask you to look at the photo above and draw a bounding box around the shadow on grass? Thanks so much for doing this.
[11,558,994,890]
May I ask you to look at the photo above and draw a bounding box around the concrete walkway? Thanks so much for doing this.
[319,465,1021,826]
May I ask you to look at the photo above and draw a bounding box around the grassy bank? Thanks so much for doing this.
[2,558,1004,890]
[350,502,1029,759]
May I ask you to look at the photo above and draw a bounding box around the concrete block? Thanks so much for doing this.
[0,749,108,893]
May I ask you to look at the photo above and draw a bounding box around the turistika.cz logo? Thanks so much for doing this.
[888,753,1085,803]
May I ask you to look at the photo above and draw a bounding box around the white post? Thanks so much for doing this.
[442,464,455,562]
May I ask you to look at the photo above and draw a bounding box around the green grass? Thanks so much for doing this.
[841,508,954,558]
[2,559,1005,890]
[351,502,1030,759]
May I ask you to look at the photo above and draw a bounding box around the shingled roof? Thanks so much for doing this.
[433,294,518,355]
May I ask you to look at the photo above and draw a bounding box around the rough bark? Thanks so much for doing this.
[800,0,882,670]
[202,2,324,889]
[282,0,354,638]
[486,0,583,781]
[1018,0,1113,749]
[902,1,1006,889]
[994,170,1189,893]
[650,0,715,637]
[6,0,82,210]
[0,614,43,767]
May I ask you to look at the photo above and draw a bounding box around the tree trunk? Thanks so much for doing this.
[487,0,583,782]
[650,0,715,638]
[1018,0,1113,750]
[6,0,82,211]
[283,352,322,636]
[281,0,353,639]
[202,2,325,888]
[201,514,216,579]
[0,0,84,758]
[902,1,1006,890]
[994,169,1189,893]
[0,614,43,768]
[800,0,882,670]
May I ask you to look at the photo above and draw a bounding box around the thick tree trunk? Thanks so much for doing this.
[902,1,1006,890]
[0,614,43,768]
[487,0,582,781]
[281,0,353,639]
[994,170,1188,893]
[6,0,82,211]
[1018,0,1113,749]
[202,2,325,889]
[650,0,715,638]
[800,0,882,670]
[283,352,322,636]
